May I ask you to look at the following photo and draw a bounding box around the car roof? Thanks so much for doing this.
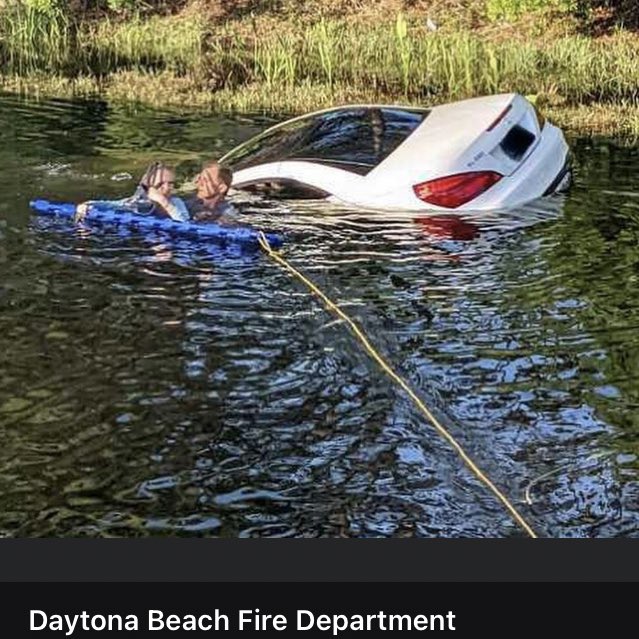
[277,103,431,121]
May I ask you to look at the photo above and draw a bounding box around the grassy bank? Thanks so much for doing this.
[1,1,638,138]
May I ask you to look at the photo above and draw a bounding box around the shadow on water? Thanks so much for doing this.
[1,94,639,537]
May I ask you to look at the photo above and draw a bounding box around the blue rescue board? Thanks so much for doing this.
[30,199,284,249]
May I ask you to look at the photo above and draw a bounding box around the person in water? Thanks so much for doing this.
[74,162,189,223]
[185,160,236,224]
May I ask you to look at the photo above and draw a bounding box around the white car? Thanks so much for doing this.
[220,93,571,211]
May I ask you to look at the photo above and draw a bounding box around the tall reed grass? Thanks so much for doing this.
[85,14,206,74]
[238,22,639,106]
[0,3,72,74]
[394,13,412,96]
[0,7,206,76]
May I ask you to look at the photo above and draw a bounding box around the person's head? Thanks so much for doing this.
[196,161,233,200]
[140,162,176,197]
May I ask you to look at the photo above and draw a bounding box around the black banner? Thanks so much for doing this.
[2,540,635,635]
[1,582,632,636]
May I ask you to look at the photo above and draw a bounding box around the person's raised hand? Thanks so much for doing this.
[139,162,161,192]
[198,168,219,199]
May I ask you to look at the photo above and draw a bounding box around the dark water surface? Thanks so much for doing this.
[1,93,638,537]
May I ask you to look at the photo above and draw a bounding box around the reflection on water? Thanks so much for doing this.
[1,94,639,537]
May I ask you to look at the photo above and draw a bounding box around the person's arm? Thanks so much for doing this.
[73,179,154,224]
[74,197,128,222]
[147,189,189,222]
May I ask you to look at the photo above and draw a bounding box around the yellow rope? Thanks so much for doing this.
[258,231,538,538]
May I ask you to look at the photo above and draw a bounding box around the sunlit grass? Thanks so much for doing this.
[0,8,206,75]
[83,14,206,74]
[0,3,72,74]
[219,19,639,106]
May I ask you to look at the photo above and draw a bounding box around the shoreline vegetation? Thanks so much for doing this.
[1,0,638,139]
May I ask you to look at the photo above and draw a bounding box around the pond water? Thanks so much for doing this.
[1,93,638,537]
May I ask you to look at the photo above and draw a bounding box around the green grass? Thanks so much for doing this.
[0,2,73,74]
[84,13,206,74]
[485,0,580,22]
[0,7,206,76]
[234,23,639,106]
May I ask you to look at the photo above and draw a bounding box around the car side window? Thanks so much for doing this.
[242,180,330,200]
[224,108,429,174]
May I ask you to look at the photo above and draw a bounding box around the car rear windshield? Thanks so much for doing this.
[223,107,429,175]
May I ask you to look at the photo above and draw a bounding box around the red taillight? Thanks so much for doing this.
[413,171,502,208]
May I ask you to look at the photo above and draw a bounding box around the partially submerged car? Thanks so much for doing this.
[220,93,571,211]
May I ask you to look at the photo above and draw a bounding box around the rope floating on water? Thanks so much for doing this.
[257,231,538,539]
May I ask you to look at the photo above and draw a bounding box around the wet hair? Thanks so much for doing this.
[202,160,233,188]
[139,161,174,190]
